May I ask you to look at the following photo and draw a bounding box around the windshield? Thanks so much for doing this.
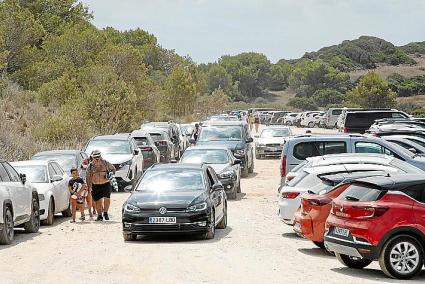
[149,133,165,141]
[13,165,48,183]
[32,154,76,171]
[85,139,131,155]
[198,126,242,141]
[181,149,229,164]
[260,128,290,138]
[136,169,204,191]
[133,137,149,147]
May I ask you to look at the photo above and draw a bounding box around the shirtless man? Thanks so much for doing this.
[87,150,116,221]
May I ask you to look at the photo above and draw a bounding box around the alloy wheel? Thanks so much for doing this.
[389,242,420,275]
[5,211,14,240]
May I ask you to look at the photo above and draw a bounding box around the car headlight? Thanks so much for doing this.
[186,202,207,212]
[219,170,235,179]
[119,160,132,168]
[234,149,245,156]
[124,203,141,213]
[38,194,45,201]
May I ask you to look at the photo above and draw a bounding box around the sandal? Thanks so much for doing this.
[70,220,76,223]
[80,215,86,221]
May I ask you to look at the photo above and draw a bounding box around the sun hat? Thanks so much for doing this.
[91,150,101,158]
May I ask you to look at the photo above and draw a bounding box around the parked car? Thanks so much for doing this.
[278,157,417,226]
[130,130,160,170]
[325,108,345,128]
[339,109,409,133]
[255,126,292,159]
[180,146,241,199]
[381,136,425,154]
[32,150,88,176]
[293,171,397,248]
[144,128,176,162]
[11,160,71,225]
[315,113,327,128]
[181,123,197,139]
[193,121,254,177]
[177,124,190,153]
[84,134,144,190]
[208,115,239,122]
[0,160,40,245]
[382,134,425,149]
[325,174,425,279]
[280,134,425,180]
[269,111,289,125]
[141,122,182,159]
[122,163,227,241]
[300,112,324,128]
[283,113,299,126]
[366,123,425,140]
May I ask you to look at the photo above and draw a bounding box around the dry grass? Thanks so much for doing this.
[397,95,425,108]
[350,55,425,82]
[266,89,297,106]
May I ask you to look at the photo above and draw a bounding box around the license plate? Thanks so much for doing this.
[334,227,349,237]
[294,222,301,232]
[149,217,176,224]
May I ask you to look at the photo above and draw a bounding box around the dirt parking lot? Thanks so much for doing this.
[1,126,424,284]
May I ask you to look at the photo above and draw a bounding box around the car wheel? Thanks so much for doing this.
[217,205,227,229]
[61,201,72,217]
[204,210,215,240]
[255,153,261,159]
[236,178,241,193]
[42,198,54,226]
[241,166,249,178]
[313,241,325,249]
[24,195,40,233]
[336,253,372,269]
[379,235,424,279]
[227,191,237,200]
[0,207,14,245]
[123,232,137,241]
[308,122,314,128]
[248,157,254,173]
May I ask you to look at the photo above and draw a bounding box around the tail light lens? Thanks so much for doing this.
[343,127,348,133]
[285,174,295,183]
[281,192,300,199]
[308,197,332,206]
[158,140,167,146]
[140,146,153,152]
[351,206,389,219]
[281,155,287,177]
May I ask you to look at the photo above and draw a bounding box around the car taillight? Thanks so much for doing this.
[343,127,348,133]
[281,155,287,177]
[285,175,295,183]
[308,197,332,206]
[351,206,389,219]
[281,192,300,199]
[158,140,167,146]
[140,146,153,151]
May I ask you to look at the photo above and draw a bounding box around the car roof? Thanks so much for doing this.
[11,160,50,166]
[289,134,364,141]
[306,153,394,166]
[90,135,131,141]
[33,150,81,156]
[130,130,149,137]
[150,163,206,170]
[351,174,425,189]
[320,171,390,185]
[202,121,247,126]
[141,128,168,134]
[185,146,231,151]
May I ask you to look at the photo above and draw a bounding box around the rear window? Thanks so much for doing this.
[331,109,342,116]
[345,112,408,128]
[337,183,384,202]
[293,141,347,160]
[134,137,149,147]
[150,133,164,141]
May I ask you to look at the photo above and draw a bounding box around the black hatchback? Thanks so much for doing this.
[122,164,227,241]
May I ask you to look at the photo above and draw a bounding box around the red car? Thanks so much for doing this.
[324,174,425,279]
[293,171,386,248]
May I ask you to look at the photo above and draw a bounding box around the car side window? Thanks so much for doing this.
[321,142,347,155]
[52,163,64,175]
[293,142,321,160]
[3,162,20,182]
[355,142,383,154]
[48,164,56,179]
[0,163,11,182]
[206,168,216,187]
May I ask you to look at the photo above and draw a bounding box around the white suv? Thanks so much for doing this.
[0,160,40,245]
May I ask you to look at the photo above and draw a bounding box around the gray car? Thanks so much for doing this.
[32,150,88,176]
[255,126,292,159]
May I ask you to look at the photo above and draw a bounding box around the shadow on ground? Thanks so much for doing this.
[331,267,425,282]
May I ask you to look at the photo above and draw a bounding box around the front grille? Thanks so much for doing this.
[266,143,281,147]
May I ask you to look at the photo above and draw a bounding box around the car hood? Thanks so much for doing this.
[208,164,232,174]
[101,154,133,164]
[127,190,207,209]
[29,182,54,194]
[257,137,286,145]
[195,140,245,150]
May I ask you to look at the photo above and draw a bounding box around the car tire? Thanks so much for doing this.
[313,241,325,249]
[0,207,14,245]
[204,210,215,240]
[24,195,40,233]
[236,179,241,193]
[123,232,137,241]
[335,253,372,269]
[42,198,54,226]
[248,157,254,174]
[228,191,237,200]
[217,205,227,229]
[255,153,261,160]
[62,202,72,217]
[241,166,249,178]
[379,235,424,279]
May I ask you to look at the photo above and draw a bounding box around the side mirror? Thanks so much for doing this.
[409,148,418,154]
[134,149,141,155]
[246,138,254,143]
[254,135,259,138]
[51,175,63,183]
[212,182,224,192]
[234,159,242,165]
[189,138,196,144]
[20,173,26,184]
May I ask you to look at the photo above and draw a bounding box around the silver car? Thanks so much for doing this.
[255,126,292,159]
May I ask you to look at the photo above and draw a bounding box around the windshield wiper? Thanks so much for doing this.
[345,196,359,201]
[307,190,315,194]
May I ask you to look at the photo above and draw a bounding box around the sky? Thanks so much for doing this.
[80,0,425,63]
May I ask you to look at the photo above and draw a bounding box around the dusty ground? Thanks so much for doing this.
[1,126,424,284]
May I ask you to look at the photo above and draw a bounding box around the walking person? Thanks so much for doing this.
[87,150,116,221]
[68,168,86,223]
[248,114,254,131]
[81,158,94,219]
[254,115,260,133]
[191,123,201,142]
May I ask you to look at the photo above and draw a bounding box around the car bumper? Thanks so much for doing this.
[324,228,378,260]
[122,211,211,235]
[278,197,301,225]
[256,146,282,157]
[293,211,313,240]
[114,165,131,182]
[38,197,49,221]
